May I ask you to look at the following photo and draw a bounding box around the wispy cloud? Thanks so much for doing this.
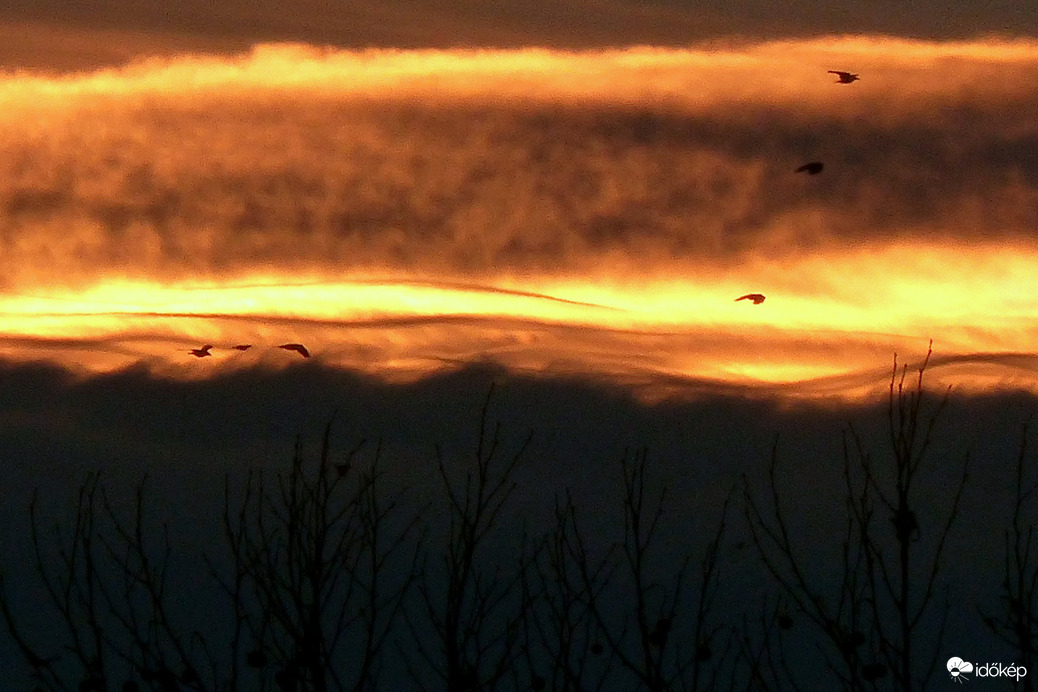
[0,40,1036,397]
[2,2,1036,71]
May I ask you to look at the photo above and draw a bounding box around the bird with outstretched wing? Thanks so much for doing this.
[279,343,311,358]
[828,70,859,83]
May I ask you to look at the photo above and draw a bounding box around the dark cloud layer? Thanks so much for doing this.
[1,0,1037,71]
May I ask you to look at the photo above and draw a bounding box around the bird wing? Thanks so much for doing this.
[279,343,310,357]
[735,294,753,301]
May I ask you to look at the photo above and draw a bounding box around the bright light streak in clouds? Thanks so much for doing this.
[1,37,1038,400]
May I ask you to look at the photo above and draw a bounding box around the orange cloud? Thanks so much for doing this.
[0,39,1036,399]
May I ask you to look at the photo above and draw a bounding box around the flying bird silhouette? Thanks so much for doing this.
[828,70,859,83]
[795,161,824,175]
[735,294,766,304]
[279,343,310,358]
[187,344,213,358]
[232,344,252,351]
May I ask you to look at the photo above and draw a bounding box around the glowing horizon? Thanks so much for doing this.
[1,38,1037,400]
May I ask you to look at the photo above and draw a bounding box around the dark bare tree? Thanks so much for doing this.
[533,448,737,692]
[1,422,419,692]
[520,492,613,692]
[983,420,1038,691]
[0,474,212,691]
[403,384,534,692]
[746,343,969,691]
[218,421,420,692]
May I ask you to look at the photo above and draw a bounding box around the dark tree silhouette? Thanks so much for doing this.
[5,361,1029,692]
[520,491,614,692]
[745,343,969,691]
[983,420,1038,691]
[403,384,534,692]
[217,420,420,692]
[0,475,210,691]
[1,423,420,692]
[529,448,737,692]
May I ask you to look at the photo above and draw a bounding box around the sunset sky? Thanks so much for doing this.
[0,4,1037,688]
[0,13,1036,399]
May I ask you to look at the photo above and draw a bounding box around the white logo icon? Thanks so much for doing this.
[947,657,973,683]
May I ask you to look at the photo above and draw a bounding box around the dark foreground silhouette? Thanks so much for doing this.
[1,351,1035,691]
